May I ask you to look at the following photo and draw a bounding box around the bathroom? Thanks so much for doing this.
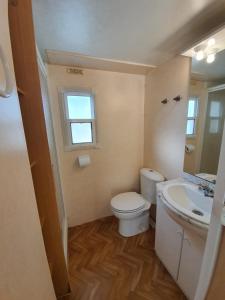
[1,1,225,299]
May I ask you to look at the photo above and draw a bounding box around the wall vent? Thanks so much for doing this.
[66,68,83,75]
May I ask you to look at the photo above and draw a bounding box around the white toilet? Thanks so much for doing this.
[111,168,164,237]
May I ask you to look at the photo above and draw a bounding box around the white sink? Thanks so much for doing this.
[161,182,213,236]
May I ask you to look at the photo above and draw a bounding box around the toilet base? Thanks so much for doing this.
[118,210,150,237]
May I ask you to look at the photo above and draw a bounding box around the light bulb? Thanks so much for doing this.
[208,38,215,47]
[207,53,215,63]
[196,50,204,61]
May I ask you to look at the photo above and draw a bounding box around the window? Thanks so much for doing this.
[209,100,222,134]
[186,97,199,136]
[62,90,96,149]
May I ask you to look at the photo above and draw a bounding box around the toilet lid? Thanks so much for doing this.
[140,168,165,182]
[111,192,146,212]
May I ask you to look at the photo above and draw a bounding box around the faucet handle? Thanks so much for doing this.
[198,183,207,191]
[204,187,214,198]
[198,183,214,197]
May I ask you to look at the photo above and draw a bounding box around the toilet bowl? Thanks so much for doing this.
[111,169,164,237]
[111,192,151,237]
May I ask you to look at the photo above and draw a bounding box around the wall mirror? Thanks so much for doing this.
[183,32,225,184]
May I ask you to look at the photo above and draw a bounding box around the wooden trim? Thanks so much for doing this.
[206,228,225,299]
[57,291,72,300]
[8,0,70,297]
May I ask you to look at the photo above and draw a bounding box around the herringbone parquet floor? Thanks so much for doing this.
[68,216,186,300]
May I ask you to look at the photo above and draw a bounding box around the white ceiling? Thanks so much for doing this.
[32,0,225,66]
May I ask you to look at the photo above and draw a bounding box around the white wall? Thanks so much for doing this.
[47,65,145,226]
[144,55,191,179]
[0,1,56,299]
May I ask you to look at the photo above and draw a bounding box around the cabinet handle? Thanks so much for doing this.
[0,45,13,98]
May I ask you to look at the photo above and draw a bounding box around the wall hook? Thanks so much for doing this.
[161,98,168,104]
[173,95,182,102]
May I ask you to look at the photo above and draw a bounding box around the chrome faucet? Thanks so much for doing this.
[198,183,214,198]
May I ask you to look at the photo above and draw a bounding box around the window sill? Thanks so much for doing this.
[64,143,101,152]
[186,135,196,139]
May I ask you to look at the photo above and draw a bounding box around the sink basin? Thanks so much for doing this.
[161,182,213,236]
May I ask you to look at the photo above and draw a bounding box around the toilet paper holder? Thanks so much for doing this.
[78,155,91,167]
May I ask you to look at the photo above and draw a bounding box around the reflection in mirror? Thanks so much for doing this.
[184,45,225,184]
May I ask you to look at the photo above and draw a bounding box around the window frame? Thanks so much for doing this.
[186,96,199,137]
[208,100,222,134]
[61,89,97,151]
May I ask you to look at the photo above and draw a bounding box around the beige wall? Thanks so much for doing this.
[0,1,56,299]
[47,65,145,226]
[144,55,191,180]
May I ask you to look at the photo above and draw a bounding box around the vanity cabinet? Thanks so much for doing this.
[178,230,206,300]
[155,194,206,300]
[155,194,183,280]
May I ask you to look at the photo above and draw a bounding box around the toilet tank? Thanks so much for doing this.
[140,168,164,204]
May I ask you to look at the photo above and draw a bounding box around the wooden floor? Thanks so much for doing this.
[68,216,186,300]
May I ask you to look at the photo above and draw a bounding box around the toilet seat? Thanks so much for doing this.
[111,192,146,213]
[111,168,164,237]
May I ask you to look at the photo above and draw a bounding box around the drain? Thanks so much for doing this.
[192,209,204,216]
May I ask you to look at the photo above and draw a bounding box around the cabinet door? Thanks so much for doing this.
[155,195,183,280]
[178,230,206,300]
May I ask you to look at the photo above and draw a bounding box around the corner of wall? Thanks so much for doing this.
[143,55,191,179]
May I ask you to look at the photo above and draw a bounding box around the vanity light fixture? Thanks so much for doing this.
[194,38,217,64]
[194,44,206,61]
[196,50,204,61]
[207,38,215,47]
[206,53,216,63]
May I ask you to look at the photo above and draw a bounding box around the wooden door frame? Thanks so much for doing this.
[8,0,70,297]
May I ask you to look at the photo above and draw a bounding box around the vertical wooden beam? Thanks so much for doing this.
[8,0,70,297]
